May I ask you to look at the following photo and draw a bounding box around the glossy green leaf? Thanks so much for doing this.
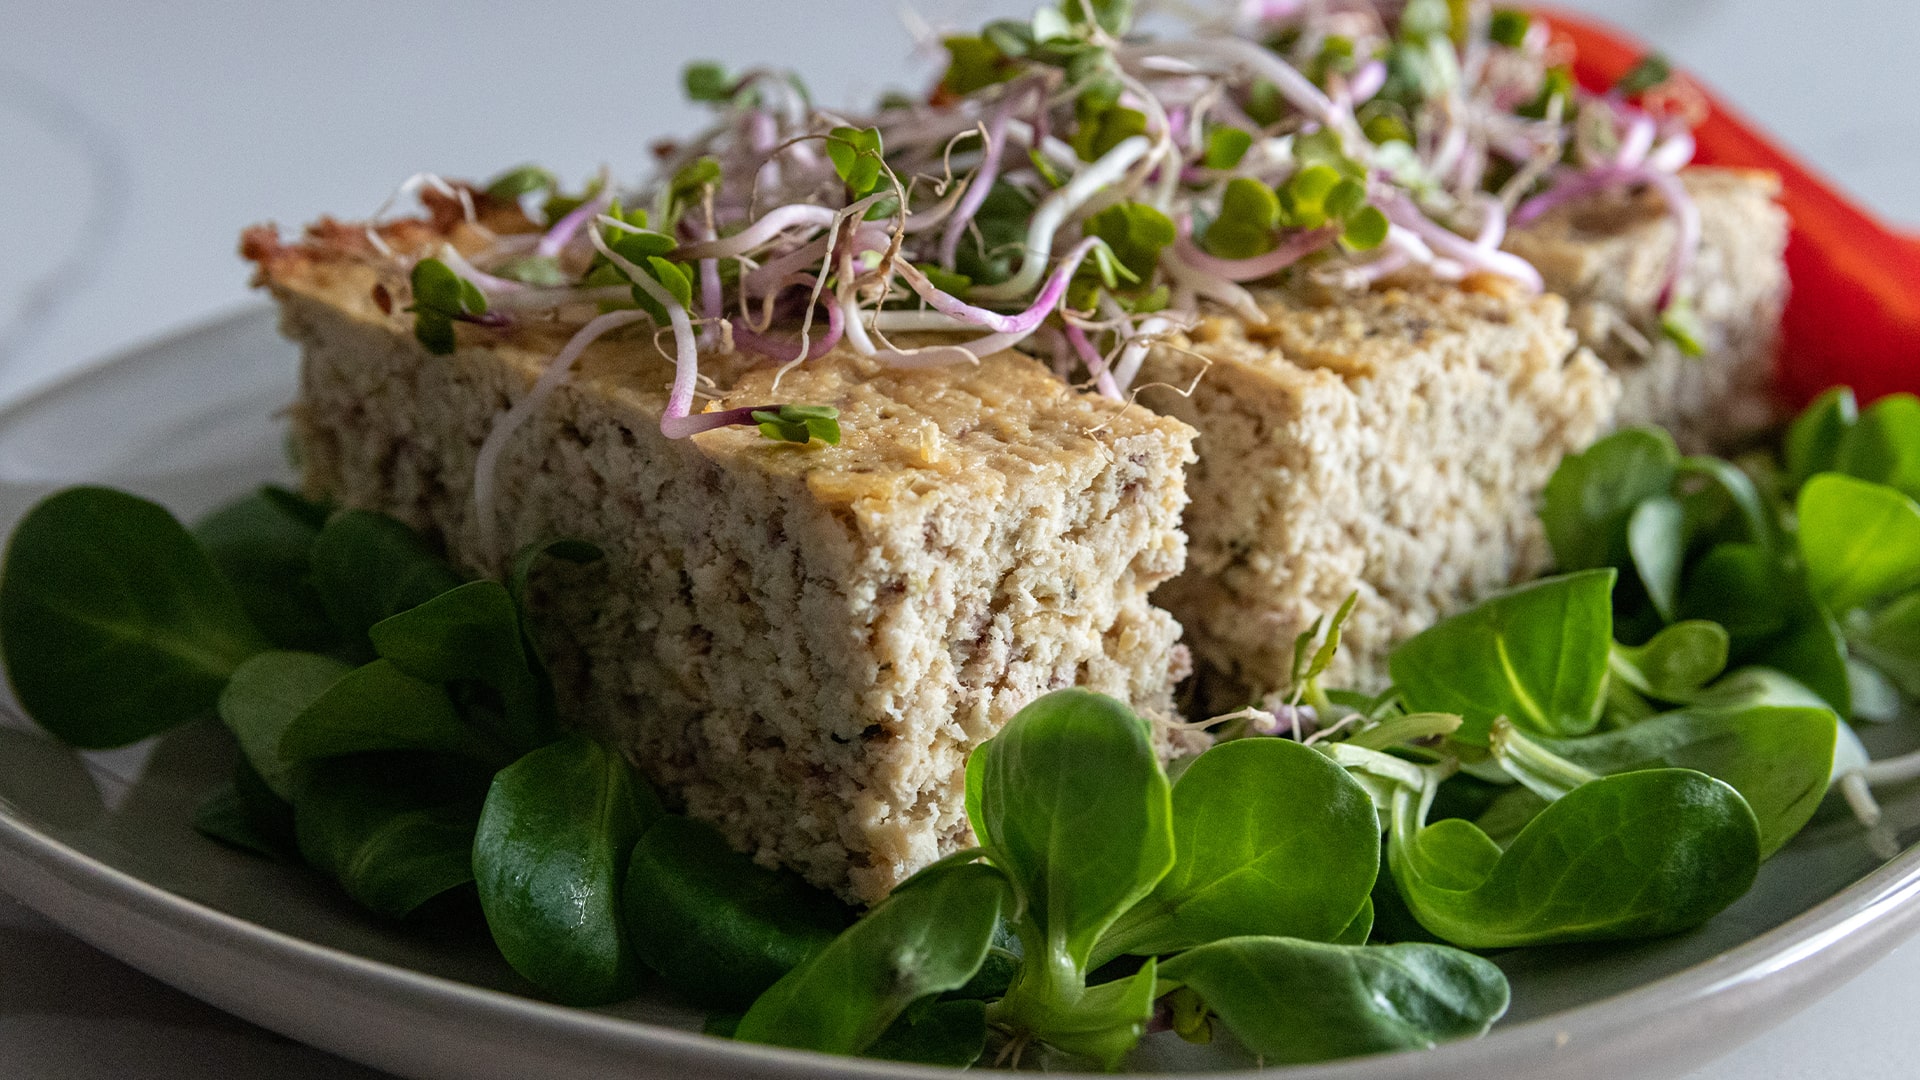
[866,999,988,1067]
[193,487,338,651]
[1746,583,1854,717]
[1159,937,1509,1064]
[1540,428,1679,571]
[294,752,489,919]
[1096,738,1378,963]
[217,650,351,799]
[1609,620,1729,703]
[1786,387,1858,488]
[1388,570,1616,744]
[624,815,853,1007]
[307,510,465,652]
[1854,590,1920,697]
[1005,961,1160,1069]
[1512,706,1836,858]
[0,486,268,748]
[279,658,506,766]
[194,753,298,861]
[369,580,547,753]
[1627,495,1685,621]
[1836,392,1920,500]
[474,735,660,1004]
[1678,543,1788,646]
[965,688,1174,970]
[1387,769,1760,948]
[735,860,1010,1055]
[1798,473,1920,613]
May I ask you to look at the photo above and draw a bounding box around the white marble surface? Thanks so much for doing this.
[0,0,1916,1076]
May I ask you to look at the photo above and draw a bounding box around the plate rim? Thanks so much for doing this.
[1,306,1917,1080]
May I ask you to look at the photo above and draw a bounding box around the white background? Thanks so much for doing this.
[1,0,1916,1076]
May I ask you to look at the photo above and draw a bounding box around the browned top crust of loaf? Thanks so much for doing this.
[241,201,1195,519]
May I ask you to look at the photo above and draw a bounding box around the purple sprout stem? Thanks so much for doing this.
[896,236,1102,335]
[938,81,1035,270]
[1171,224,1339,282]
[536,188,613,259]
[731,295,845,363]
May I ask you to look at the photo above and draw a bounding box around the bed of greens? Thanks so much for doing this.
[0,388,1915,1070]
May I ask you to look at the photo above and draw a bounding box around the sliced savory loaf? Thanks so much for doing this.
[1138,280,1616,700]
[247,222,1197,904]
[1505,167,1788,450]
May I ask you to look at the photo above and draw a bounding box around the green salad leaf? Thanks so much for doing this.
[624,815,853,1008]
[1095,737,1378,963]
[474,735,659,1004]
[1389,570,1615,744]
[735,860,1010,1057]
[0,486,268,748]
[1158,937,1509,1064]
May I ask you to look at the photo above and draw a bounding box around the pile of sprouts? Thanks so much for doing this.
[370,0,1703,527]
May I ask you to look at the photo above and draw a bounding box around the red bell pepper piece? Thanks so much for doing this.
[1534,6,1920,406]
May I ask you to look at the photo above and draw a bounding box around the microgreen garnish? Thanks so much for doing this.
[1616,53,1674,96]
[682,61,733,103]
[406,258,489,355]
[484,164,559,202]
[1201,127,1253,170]
[1489,9,1531,48]
[826,126,885,197]
[752,404,842,445]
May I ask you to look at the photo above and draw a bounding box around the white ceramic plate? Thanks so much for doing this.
[1,306,1918,1080]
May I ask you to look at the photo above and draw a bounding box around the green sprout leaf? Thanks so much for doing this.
[1202,127,1254,170]
[942,36,1016,96]
[484,164,558,202]
[752,404,842,445]
[1201,178,1282,260]
[1660,298,1707,357]
[1084,201,1176,281]
[407,258,489,356]
[1616,53,1673,95]
[1341,204,1390,251]
[1489,9,1531,48]
[683,61,733,102]
[827,125,886,197]
[1073,104,1148,163]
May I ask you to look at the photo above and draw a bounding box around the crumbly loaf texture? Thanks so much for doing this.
[248,221,1198,904]
[1138,280,1616,701]
[1505,167,1788,451]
